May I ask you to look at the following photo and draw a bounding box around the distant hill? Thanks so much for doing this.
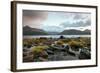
[60,29,91,35]
[23,26,91,35]
[23,26,48,35]
[47,32,59,35]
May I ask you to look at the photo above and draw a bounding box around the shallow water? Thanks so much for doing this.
[23,35,90,39]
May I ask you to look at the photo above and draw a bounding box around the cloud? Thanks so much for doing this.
[60,12,91,28]
[23,10,48,28]
[73,21,85,27]
[23,10,91,31]
[85,19,91,25]
[73,19,91,27]
[23,10,48,20]
[73,13,90,20]
[59,12,90,20]
[60,19,91,28]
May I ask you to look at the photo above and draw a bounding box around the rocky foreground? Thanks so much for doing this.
[23,42,91,62]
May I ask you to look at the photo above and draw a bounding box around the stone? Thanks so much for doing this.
[39,51,48,58]
[79,49,91,59]
[39,57,48,61]
[46,49,54,54]
[23,54,34,62]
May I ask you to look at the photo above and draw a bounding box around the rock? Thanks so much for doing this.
[51,46,65,51]
[39,51,48,58]
[50,44,70,52]
[67,48,76,56]
[39,57,48,61]
[62,44,71,51]
[48,55,63,61]
[59,35,65,39]
[79,49,91,59]
[23,54,34,62]
[67,51,76,56]
[23,47,29,52]
[23,53,27,57]
[62,55,78,60]
[26,44,32,48]
[45,49,54,54]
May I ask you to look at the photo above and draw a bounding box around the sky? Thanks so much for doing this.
[23,10,91,32]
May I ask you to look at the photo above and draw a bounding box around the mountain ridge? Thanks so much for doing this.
[23,26,48,35]
[23,26,91,35]
[60,29,91,35]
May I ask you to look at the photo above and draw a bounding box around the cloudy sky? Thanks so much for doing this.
[23,10,91,32]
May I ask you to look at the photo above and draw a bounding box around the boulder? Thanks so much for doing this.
[79,49,91,59]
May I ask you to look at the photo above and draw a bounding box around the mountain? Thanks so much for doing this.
[23,26,91,35]
[84,29,91,34]
[23,26,48,35]
[60,29,91,35]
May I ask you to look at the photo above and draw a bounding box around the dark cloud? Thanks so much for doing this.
[23,10,48,28]
[23,10,48,20]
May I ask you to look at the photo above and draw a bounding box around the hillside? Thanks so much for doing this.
[60,29,91,35]
[23,26,48,35]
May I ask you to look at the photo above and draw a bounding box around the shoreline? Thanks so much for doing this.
[23,35,91,39]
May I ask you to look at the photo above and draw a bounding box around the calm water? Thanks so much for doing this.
[23,35,91,39]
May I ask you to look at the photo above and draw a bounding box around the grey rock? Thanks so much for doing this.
[46,49,54,54]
